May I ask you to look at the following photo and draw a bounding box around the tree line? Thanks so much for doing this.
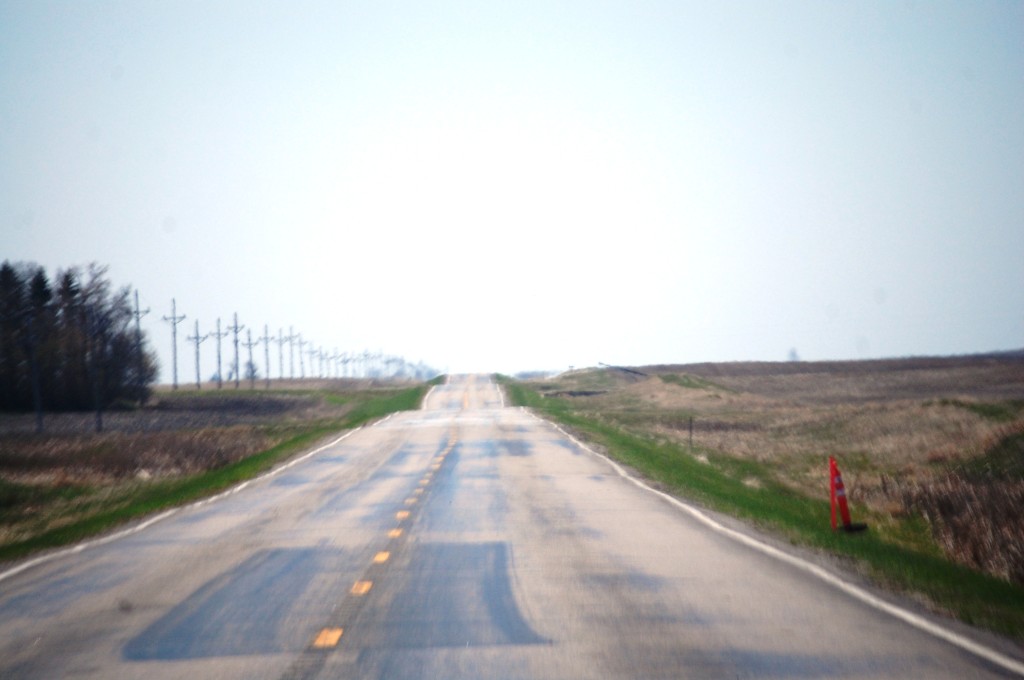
[0,261,157,427]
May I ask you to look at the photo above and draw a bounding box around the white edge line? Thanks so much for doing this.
[496,382,506,408]
[422,385,436,411]
[0,427,362,585]
[527,409,1024,677]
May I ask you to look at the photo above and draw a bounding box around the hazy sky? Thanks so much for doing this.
[2,1,1022,379]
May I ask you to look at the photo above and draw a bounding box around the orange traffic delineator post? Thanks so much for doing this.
[829,456,867,533]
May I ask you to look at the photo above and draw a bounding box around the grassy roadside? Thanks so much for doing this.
[0,382,436,564]
[499,376,1024,642]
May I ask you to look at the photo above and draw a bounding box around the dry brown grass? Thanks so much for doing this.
[0,389,351,483]
[0,386,371,546]
[543,357,1024,583]
[891,472,1024,584]
[0,427,279,483]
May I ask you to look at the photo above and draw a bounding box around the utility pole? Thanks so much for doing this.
[211,318,229,389]
[84,306,109,433]
[132,290,149,404]
[287,326,296,379]
[230,313,244,389]
[261,325,271,389]
[274,327,285,380]
[186,320,209,389]
[307,345,318,379]
[161,298,186,390]
[243,328,258,389]
[297,334,307,379]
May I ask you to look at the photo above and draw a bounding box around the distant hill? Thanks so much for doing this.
[643,350,1024,379]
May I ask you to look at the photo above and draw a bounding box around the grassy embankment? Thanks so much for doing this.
[499,375,1024,642]
[0,379,440,563]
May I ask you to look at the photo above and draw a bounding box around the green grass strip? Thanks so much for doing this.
[498,376,1024,641]
[0,384,431,563]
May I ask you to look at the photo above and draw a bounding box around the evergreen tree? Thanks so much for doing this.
[0,260,158,417]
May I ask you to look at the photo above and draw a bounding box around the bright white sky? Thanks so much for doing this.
[2,1,1022,379]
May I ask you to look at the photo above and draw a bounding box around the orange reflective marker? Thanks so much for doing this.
[351,581,373,596]
[396,511,410,520]
[373,551,390,564]
[388,528,403,538]
[829,456,868,533]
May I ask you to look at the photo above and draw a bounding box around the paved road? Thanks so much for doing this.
[1,375,1020,678]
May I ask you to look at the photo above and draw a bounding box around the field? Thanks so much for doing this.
[0,378,432,558]
[506,354,1024,638]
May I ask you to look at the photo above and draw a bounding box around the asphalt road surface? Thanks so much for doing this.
[1,375,1021,679]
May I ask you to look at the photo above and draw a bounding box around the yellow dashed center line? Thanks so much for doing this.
[313,627,343,648]
[351,581,373,596]
[300,436,461,663]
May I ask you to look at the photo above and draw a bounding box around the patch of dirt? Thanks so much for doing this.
[544,390,608,398]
